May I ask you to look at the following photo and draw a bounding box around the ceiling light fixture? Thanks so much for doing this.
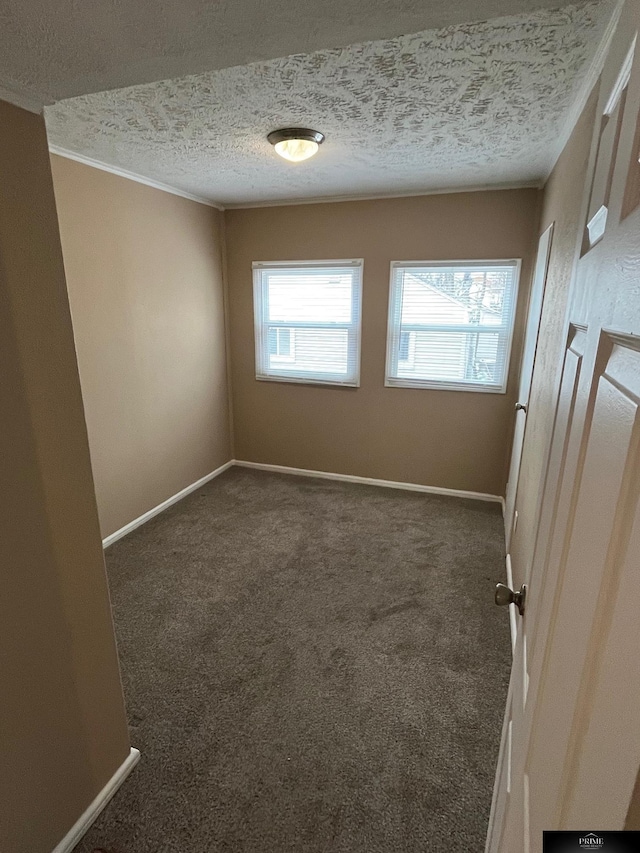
[267,128,325,162]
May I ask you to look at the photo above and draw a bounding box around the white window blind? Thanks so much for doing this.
[253,260,363,386]
[385,261,520,393]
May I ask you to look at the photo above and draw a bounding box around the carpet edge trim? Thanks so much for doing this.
[102,461,234,548]
[234,460,503,503]
[51,747,140,853]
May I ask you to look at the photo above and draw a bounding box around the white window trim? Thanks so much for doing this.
[252,259,363,387]
[384,259,521,394]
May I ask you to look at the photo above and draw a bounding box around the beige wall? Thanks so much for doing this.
[225,190,539,496]
[0,100,130,853]
[510,87,599,587]
[51,156,232,538]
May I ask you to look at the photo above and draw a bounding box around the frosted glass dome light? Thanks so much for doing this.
[274,138,318,162]
[268,128,325,162]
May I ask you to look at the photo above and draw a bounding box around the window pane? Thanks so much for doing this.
[395,331,503,383]
[387,262,519,391]
[400,268,512,327]
[268,328,349,375]
[254,262,362,386]
[267,271,354,323]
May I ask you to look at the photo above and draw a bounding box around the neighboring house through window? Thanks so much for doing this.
[398,330,411,362]
[253,260,363,386]
[268,327,294,361]
[385,260,520,392]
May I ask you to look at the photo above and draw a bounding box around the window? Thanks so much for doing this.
[385,260,520,393]
[253,260,363,386]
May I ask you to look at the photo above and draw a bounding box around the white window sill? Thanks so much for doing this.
[384,377,507,393]
[256,374,359,388]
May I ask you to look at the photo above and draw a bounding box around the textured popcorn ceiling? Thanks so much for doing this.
[2,0,587,104]
[45,2,616,206]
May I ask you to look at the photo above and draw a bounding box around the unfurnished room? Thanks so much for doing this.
[2,1,640,852]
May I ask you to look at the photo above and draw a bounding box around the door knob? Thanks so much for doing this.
[495,583,527,616]
[515,402,527,413]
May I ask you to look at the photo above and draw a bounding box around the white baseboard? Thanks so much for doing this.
[102,459,502,549]
[102,460,234,548]
[51,747,140,853]
[234,460,503,504]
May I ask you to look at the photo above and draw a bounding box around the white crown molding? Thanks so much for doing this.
[48,143,539,210]
[102,460,234,548]
[544,0,624,182]
[234,460,503,503]
[0,81,45,115]
[48,145,225,210]
[51,747,140,853]
[224,180,541,210]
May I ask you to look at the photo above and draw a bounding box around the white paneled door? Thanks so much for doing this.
[488,7,640,852]
[504,223,553,551]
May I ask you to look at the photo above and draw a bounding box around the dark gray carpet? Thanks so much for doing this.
[75,468,510,853]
